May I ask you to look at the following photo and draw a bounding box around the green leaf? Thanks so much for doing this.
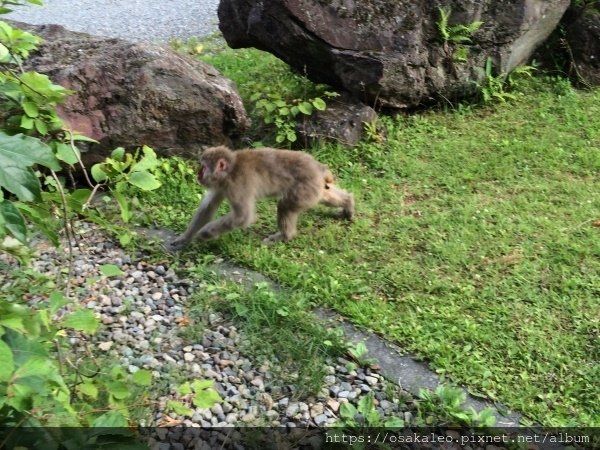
[357,393,374,415]
[132,369,152,386]
[384,417,404,428]
[69,133,98,143]
[106,381,129,400]
[131,146,159,172]
[99,264,124,277]
[339,402,357,419]
[62,309,100,334]
[0,132,60,170]
[113,190,131,223]
[0,316,26,333]
[190,379,214,391]
[91,164,108,183]
[177,382,192,395]
[192,388,221,409]
[0,199,27,243]
[92,411,127,427]
[78,382,99,400]
[111,147,125,161]
[0,340,14,382]
[0,164,40,201]
[127,171,161,191]
[21,101,39,118]
[312,97,326,111]
[166,400,193,417]
[298,101,313,115]
[34,118,48,135]
[49,291,69,314]
[13,355,54,380]
[19,115,34,129]
[55,143,80,165]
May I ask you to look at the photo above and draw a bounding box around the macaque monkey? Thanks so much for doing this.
[167,145,354,249]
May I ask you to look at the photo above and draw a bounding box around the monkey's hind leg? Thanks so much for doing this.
[263,201,303,244]
[320,185,354,220]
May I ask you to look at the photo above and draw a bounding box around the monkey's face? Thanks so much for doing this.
[198,157,229,188]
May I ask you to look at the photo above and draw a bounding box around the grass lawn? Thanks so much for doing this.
[146,45,600,426]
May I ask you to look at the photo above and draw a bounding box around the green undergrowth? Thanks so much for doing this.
[142,73,600,426]
[180,261,347,397]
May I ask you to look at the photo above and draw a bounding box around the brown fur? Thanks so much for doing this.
[167,145,354,248]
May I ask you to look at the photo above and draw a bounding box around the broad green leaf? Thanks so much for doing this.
[384,417,404,428]
[13,355,54,379]
[111,147,125,162]
[62,309,100,334]
[55,142,80,165]
[357,393,374,415]
[99,264,124,277]
[177,382,192,395]
[192,388,221,409]
[166,400,193,417]
[78,382,99,400]
[128,171,161,191]
[298,102,313,115]
[0,165,41,201]
[113,190,131,223]
[339,402,357,419]
[19,115,34,130]
[0,199,26,243]
[92,411,127,427]
[0,316,26,333]
[0,340,14,382]
[0,132,60,170]
[21,101,39,118]
[49,291,69,314]
[312,97,326,111]
[90,163,108,182]
[106,381,129,400]
[191,379,214,391]
[34,118,48,135]
[131,146,158,172]
[132,369,152,386]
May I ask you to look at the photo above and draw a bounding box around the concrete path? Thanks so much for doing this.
[5,0,220,42]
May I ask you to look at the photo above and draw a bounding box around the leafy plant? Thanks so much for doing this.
[0,269,153,430]
[90,145,162,226]
[417,385,496,427]
[347,341,377,367]
[165,379,222,418]
[251,90,336,145]
[479,57,536,103]
[328,392,404,447]
[437,7,483,62]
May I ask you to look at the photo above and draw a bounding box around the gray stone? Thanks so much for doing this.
[218,0,570,108]
[15,21,250,165]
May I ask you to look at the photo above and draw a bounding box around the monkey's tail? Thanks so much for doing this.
[322,165,335,189]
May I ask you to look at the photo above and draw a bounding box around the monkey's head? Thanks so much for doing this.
[198,146,237,188]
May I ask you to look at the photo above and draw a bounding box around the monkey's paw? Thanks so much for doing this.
[165,236,188,252]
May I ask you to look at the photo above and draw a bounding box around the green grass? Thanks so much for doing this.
[179,262,347,397]
[148,45,600,426]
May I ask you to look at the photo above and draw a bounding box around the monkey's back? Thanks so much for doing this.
[233,148,326,199]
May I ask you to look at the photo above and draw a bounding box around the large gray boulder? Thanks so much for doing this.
[14,22,250,164]
[218,0,570,108]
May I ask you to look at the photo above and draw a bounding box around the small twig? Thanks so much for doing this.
[66,129,96,189]
[50,170,75,298]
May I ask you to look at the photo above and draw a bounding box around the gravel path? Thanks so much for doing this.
[3,222,415,443]
[6,0,220,42]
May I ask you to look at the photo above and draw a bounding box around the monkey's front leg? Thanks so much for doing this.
[166,190,224,251]
[197,205,255,241]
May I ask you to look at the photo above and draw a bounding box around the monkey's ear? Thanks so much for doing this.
[215,158,229,173]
